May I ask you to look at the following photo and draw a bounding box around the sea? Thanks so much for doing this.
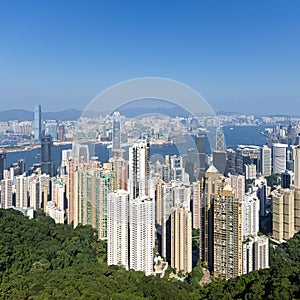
[5,125,269,171]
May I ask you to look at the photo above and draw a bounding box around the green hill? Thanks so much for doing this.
[0,209,300,299]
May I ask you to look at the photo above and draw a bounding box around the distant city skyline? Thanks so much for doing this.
[0,1,300,115]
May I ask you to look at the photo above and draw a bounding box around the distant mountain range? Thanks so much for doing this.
[0,109,83,122]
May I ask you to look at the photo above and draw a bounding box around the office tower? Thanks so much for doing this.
[226,148,236,175]
[0,152,6,180]
[129,196,155,276]
[170,155,186,182]
[235,145,261,175]
[272,143,288,174]
[213,150,226,175]
[245,164,256,180]
[213,185,242,279]
[15,174,29,208]
[129,141,150,200]
[260,145,271,177]
[34,104,42,141]
[216,127,225,151]
[45,121,58,141]
[107,189,129,270]
[0,178,13,208]
[41,135,54,177]
[225,174,245,201]
[196,135,206,179]
[170,206,192,274]
[272,188,294,241]
[281,170,293,188]
[112,111,121,155]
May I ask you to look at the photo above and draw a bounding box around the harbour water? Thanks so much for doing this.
[5,125,269,171]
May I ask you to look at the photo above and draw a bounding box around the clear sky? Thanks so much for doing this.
[0,0,300,115]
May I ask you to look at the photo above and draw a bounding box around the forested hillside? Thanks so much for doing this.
[0,209,300,299]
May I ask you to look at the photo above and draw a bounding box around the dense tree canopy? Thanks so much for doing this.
[0,209,300,299]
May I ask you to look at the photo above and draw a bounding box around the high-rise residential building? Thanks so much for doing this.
[45,121,58,141]
[76,161,114,239]
[0,178,13,208]
[294,145,300,187]
[272,188,294,242]
[170,155,186,182]
[109,156,126,191]
[15,174,29,208]
[107,189,129,270]
[41,135,54,177]
[225,174,245,201]
[242,235,269,274]
[213,185,242,279]
[200,165,223,268]
[129,141,150,200]
[192,179,203,230]
[112,111,121,155]
[129,196,155,276]
[170,206,192,274]
[160,180,191,259]
[242,190,260,237]
[272,143,288,174]
[0,152,6,180]
[34,104,42,141]
[260,145,271,177]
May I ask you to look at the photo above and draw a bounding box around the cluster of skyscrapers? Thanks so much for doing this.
[2,109,300,281]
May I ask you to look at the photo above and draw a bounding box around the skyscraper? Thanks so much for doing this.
[0,152,6,180]
[41,135,54,177]
[45,121,58,141]
[129,196,155,276]
[272,143,288,174]
[196,135,206,179]
[34,105,42,141]
[213,185,243,279]
[112,111,121,155]
[293,146,300,231]
[107,189,129,270]
[129,141,150,200]
[272,188,294,242]
[260,145,271,177]
[170,206,192,274]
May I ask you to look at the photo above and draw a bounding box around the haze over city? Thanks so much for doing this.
[1,0,300,114]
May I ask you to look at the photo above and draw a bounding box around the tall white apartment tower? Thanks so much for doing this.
[129,196,155,276]
[107,189,129,270]
[129,141,150,200]
[294,146,300,231]
[260,145,271,177]
[272,143,288,174]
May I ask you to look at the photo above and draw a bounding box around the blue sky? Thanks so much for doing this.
[0,0,299,115]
